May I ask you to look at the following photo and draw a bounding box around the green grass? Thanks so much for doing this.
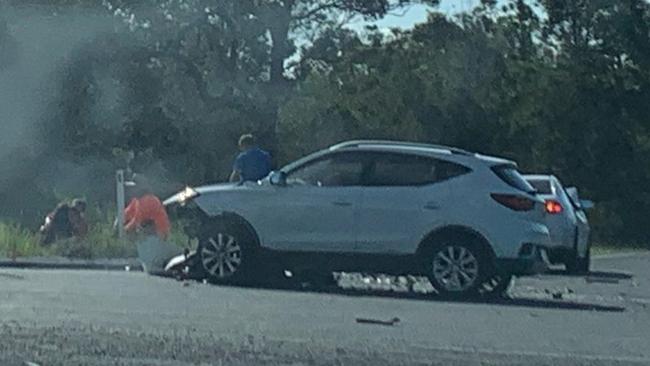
[0,219,189,260]
[0,222,51,258]
[2,219,648,260]
[592,243,648,256]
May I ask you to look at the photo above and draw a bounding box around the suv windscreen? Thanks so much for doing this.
[492,165,535,193]
[527,179,552,194]
[286,153,365,186]
[364,153,470,186]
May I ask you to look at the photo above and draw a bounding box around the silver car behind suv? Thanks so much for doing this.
[525,174,593,274]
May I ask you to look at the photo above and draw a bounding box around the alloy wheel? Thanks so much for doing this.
[432,245,480,292]
[200,233,242,279]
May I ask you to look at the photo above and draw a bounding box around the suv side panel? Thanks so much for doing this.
[355,152,466,254]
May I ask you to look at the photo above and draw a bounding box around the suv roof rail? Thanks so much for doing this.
[329,140,472,155]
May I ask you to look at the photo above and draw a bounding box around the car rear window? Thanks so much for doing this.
[527,179,552,194]
[492,165,535,193]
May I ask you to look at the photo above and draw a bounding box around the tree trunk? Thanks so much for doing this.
[265,0,294,154]
[268,1,293,86]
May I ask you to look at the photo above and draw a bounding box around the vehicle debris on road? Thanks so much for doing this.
[355,317,400,326]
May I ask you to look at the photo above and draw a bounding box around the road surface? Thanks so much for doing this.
[0,253,649,365]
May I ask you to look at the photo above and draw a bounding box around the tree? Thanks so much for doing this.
[280,11,528,158]
[280,2,650,244]
[102,0,440,143]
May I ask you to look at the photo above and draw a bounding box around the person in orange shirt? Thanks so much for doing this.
[124,179,171,240]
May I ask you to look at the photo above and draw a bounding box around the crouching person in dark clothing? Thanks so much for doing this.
[40,199,88,245]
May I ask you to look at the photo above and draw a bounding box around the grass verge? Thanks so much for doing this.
[0,222,51,258]
[592,243,648,257]
[2,220,648,260]
[0,221,188,260]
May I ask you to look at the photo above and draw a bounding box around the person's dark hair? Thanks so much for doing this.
[238,134,256,148]
[71,199,87,212]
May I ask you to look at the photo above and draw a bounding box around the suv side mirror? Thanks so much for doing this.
[269,171,287,186]
[565,186,594,210]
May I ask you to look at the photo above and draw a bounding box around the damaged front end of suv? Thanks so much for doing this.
[162,186,209,277]
[162,183,259,281]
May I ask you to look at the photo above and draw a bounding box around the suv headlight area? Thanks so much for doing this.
[176,186,200,206]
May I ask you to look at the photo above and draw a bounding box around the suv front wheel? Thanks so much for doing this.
[197,223,257,284]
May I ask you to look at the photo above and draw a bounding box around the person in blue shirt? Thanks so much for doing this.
[229,134,272,183]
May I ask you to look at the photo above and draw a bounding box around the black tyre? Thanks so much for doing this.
[197,221,257,284]
[424,240,489,299]
[566,247,590,275]
[479,273,515,299]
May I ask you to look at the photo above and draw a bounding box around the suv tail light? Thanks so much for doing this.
[491,193,535,212]
[545,200,563,214]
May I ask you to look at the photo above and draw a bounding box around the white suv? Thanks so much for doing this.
[165,140,551,297]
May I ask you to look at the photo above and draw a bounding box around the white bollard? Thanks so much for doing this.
[116,170,126,239]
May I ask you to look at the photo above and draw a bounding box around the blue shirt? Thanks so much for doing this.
[233,147,272,182]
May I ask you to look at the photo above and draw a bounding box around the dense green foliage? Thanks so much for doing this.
[0,0,649,245]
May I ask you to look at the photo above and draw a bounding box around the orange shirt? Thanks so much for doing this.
[124,194,171,239]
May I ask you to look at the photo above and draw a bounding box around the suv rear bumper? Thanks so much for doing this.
[495,245,550,275]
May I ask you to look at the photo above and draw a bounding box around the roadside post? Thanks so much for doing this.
[116,170,126,239]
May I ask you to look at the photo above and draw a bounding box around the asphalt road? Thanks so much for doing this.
[1,253,649,366]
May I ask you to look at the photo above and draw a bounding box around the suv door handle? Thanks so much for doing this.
[332,201,352,207]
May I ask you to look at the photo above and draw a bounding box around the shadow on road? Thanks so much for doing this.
[190,278,626,313]
[587,270,634,280]
[489,296,625,312]
[546,269,633,280]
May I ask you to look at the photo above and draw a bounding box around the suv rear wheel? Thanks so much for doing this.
[425,241,488,298]
[479,273,515,298]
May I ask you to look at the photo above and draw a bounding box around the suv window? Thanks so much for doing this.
[365,152,471,186]
[286,152,365,187]
[492,165,535,193]
[527,179,552,194]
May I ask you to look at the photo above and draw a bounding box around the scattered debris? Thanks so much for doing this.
[356,317,400,326]
[630,297,650,306]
